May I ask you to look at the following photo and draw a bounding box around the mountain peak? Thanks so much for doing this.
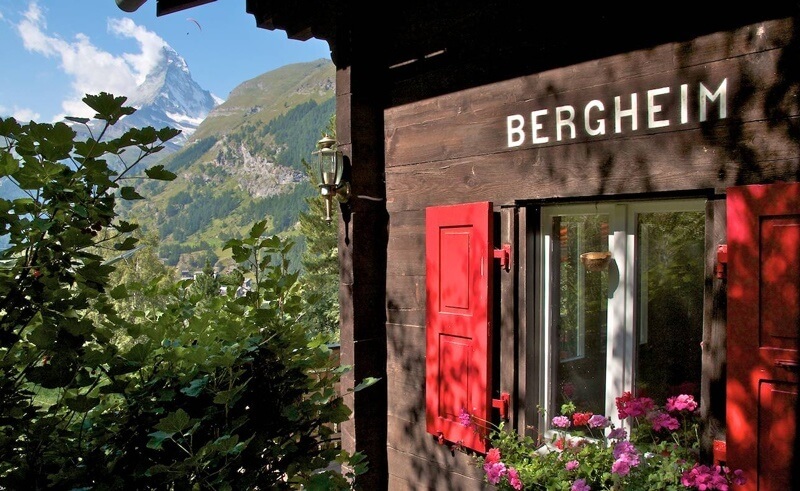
[64,43,220,164]
[124,45,218,136]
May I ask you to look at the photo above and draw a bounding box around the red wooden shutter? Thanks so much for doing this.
[425,201,493,453]
[727,182,799,491]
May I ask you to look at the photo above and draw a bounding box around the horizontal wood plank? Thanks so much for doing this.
[384,18,792,131]
[384,120,799,212]
[387,445,487,491]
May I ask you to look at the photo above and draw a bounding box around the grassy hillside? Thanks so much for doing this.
[120,59,336,273]
[191,59,334,140]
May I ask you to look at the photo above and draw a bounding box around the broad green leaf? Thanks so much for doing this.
[64,395,100,412]
[144,164,177,181]
[26,323,57,349]
[31,217,52,232]
[283,405,301,422]
[155,408,192,434]
[144,464,171,476]
[82,92,134,124]
[181,377,207,397]
[81,347,111,367]
[128,126,158,145]
[113,220,138,233]
[45,121,77,156]
[109,284,128,300]
[113,236,138,251]
[0,151,19,176]
[222,238,242,250]
[125,342,152,364]
[73,139,110,159]
[146,431,173,450]
[157,127,181,142]
[120,186,144,200]
[64,116,90,125]
[229,245,250,263]
[213,384,245,406]
[248,220,269,239]
[0,116,22,134]
[12,197,35,209]
[210,434,239,453]
[305,473,338,491]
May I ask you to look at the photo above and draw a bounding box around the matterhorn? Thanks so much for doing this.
[70,44,220,154]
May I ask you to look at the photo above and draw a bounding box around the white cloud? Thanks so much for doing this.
[12,107,41,122]
[108,17,166,85]
[0,104,41,122]
[16,1,167,118]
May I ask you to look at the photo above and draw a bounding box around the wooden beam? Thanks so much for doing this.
[245,0,336,42]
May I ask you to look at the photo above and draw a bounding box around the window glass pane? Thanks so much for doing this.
[551,214,609,416]
[635,211,704,402]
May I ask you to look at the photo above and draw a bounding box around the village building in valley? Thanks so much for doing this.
[142,1,798,489]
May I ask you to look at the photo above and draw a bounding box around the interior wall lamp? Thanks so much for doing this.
[314,135,350,222]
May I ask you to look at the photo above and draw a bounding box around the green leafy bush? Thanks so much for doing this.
[0,93,369,489]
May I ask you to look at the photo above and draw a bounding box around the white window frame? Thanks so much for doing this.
[537,199,705,429]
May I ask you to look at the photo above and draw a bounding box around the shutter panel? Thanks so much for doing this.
[425,201,493,453]
[727,182,799,491]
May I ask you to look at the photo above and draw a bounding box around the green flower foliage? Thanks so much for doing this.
[0,94,370,489]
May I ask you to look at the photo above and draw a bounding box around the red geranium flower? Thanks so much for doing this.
[572,412,593,426]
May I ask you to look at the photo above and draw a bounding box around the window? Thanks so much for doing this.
[537,200,705,426]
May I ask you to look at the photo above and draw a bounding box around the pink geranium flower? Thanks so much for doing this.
[611,441,640,476]
[571,478,591,491]
[587,414,609,428]
[552,415,571,428]
[681,464,735,490]
[649,411,680,431]
[485,448,501,465]
[616,391,654,419]
[458,407,472,427]
[507,467,523,490]
[666,394,698,413]
[484,461,507,485]
[608,427,627,440]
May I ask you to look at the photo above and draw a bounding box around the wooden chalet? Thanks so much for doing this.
[147,1,800,489]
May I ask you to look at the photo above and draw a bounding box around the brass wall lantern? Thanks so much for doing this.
[313,135,350,222]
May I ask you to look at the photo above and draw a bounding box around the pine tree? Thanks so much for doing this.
[297,118,340,341]
[189,258,221,298]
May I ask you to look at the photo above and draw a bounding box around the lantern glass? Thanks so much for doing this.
[313,135,349,222]
[318,147,341,186]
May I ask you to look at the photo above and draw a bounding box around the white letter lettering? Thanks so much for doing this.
[699,79,727,122]
[647,87,670,128]
[531,109,549,145]
[680,84,689,124]
[555,106,576,141]
[507,114,525,147]
[615,94,638,133]
[585,100,606,136]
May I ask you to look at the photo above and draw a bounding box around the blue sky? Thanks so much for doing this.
[0,0,331,122]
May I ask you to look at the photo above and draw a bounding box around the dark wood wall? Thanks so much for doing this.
[382,17,800,489]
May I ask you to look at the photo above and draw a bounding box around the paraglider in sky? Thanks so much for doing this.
[186,17,201,34]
